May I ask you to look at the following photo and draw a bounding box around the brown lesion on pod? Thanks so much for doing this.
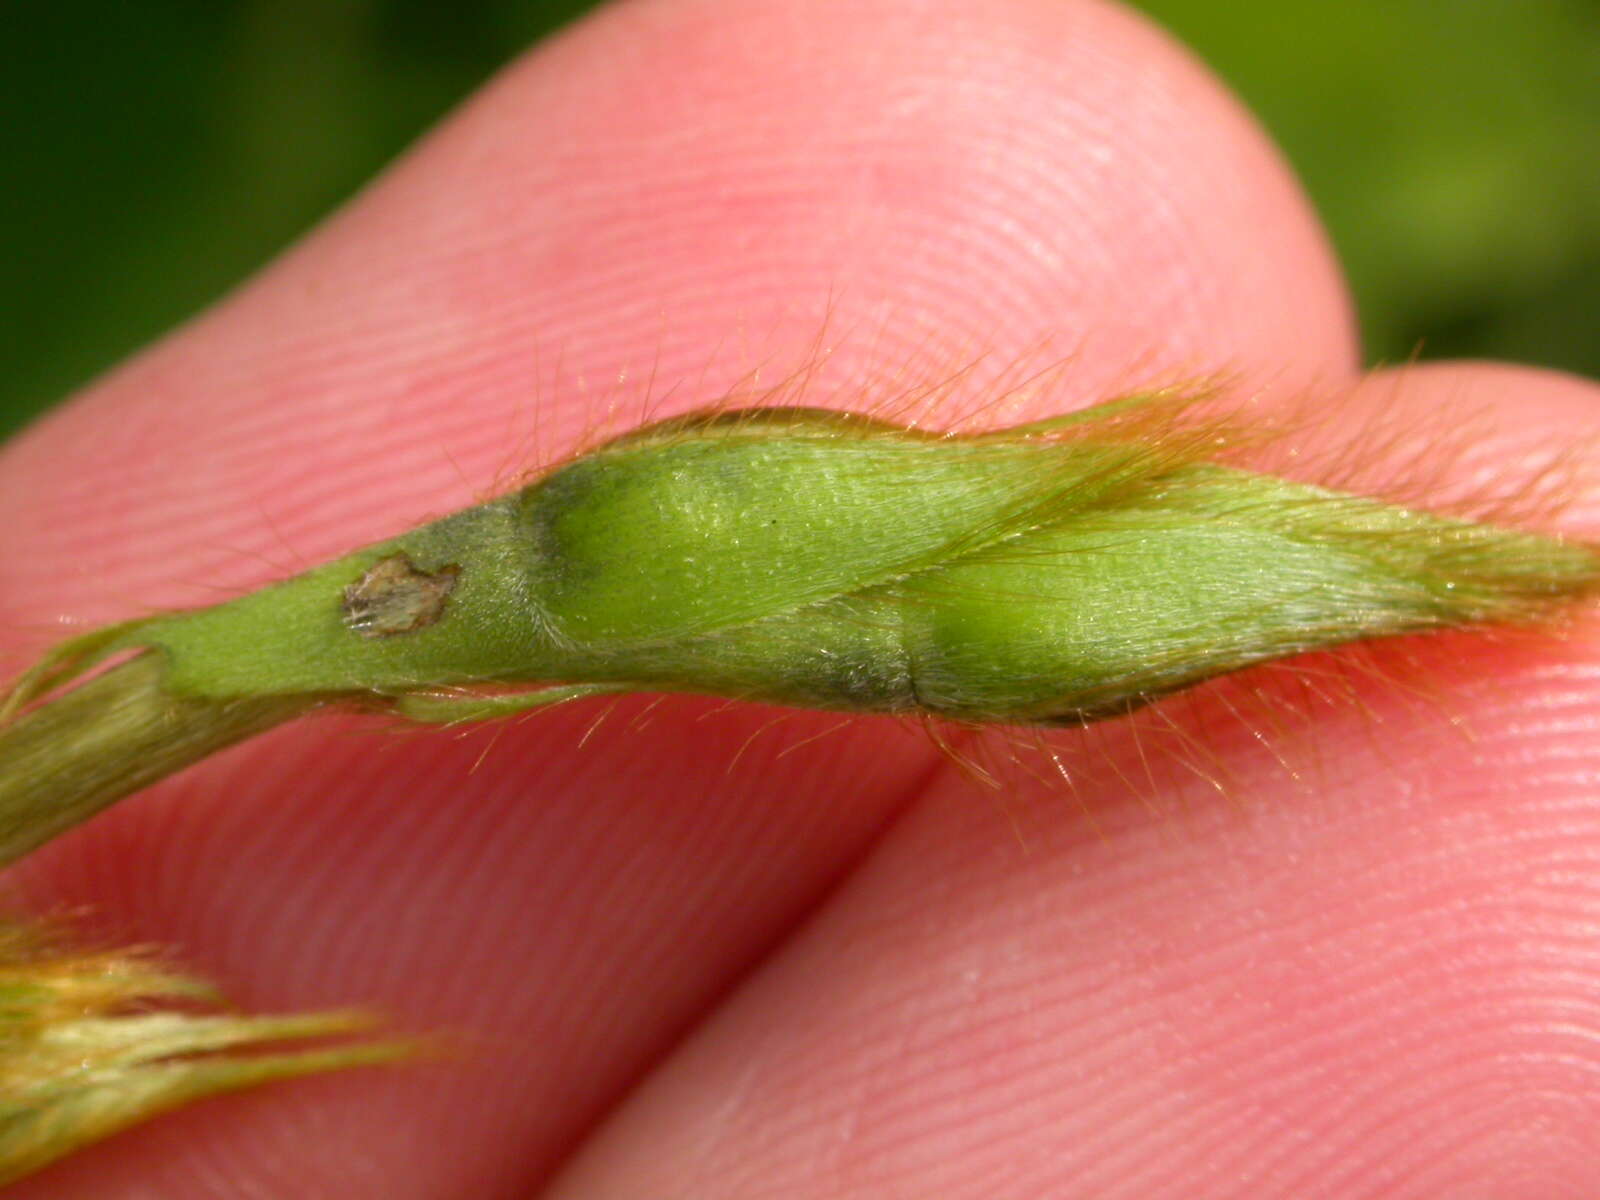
[341,554,461,638]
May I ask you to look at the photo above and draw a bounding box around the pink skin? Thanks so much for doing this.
[3,0,1598,1195]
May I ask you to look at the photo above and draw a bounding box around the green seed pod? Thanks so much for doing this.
[39,395,1600,720]
[2,391,1598,856]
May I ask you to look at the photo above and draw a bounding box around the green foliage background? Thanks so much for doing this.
[4,0,1596,437]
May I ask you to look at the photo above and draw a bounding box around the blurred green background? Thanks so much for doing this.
[4,0,1597,438]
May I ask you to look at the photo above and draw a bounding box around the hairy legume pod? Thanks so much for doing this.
[3,393,1598,858]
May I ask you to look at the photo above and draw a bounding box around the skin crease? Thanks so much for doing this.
[3,0,1600,1195]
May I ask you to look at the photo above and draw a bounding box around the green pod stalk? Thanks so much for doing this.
[4,395,1599,840]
